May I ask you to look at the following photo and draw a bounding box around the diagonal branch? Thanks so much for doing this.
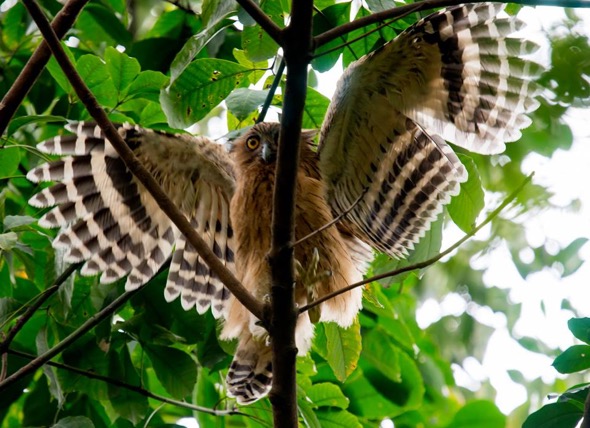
[314,0,590,48]
[20,0,263,321]
[299,173,534,315]
[234,0,283,44]
[6,348,247,417]
[0,0,90,137]
[0,286,140,392]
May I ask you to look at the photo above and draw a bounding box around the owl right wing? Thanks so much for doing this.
[318,3,542,258]
[27,123,236,317]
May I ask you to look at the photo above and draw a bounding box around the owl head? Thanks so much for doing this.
[229,122,318,169]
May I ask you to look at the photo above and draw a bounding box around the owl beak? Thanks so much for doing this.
[261,142,275,164]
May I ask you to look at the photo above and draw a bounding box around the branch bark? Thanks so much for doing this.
[20,0,263,321]
[267,0,313,426]
[0,0,90,137]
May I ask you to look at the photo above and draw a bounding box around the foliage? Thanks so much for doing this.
[0,0,588,427]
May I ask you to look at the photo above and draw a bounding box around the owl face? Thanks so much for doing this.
[232,123,280,167]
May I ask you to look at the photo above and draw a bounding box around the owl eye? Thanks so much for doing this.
[246,136,260,151]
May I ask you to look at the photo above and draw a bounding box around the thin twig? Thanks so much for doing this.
[314,0,590,48]
[0,286,141,392]
[0,263,80,354]
[0,0,90,137]
[299,173,534,315]
[290,188,368,248]
[5,348,247,416]
[20,0,263,321]
[257,59,285,124]
[234,0,283,44]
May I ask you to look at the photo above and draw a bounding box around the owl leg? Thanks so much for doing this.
[226,329,272,404]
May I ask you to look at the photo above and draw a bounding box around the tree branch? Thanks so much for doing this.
[5,348,247,417]
[267,0,313,426]
[0,0,89,137]
[0,285,140,392]
[299,173,534,315]
[20,0,263,321]
[314,0,590,48]
[234,0,283,44]
[0,263,80,354]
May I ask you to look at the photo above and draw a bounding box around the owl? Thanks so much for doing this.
[26,3,541,404]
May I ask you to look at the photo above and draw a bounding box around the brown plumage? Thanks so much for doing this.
[26,3,542,404]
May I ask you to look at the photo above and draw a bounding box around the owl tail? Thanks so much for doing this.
[226,332,273,404]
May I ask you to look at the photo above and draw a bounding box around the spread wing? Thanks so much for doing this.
[27,122,235,317]
[319,3,541,257]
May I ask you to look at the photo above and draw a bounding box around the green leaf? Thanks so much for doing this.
[36,327,65,406]
[77,55,118,108]
[523,401,583,428]
[161,59,252,128]
[226,88,268,120]
[312,3,351,72]
[233,49,268,83]
[553,344,590,373]
[2,3,27,50]
[307,382,349,409]
[316,409,362,428]
[322,320,361,382]
[47,50,75,95]
[196,367,225,428]
[568,318,590,344]
[127,71,169,101]
[0,147,20,179]
[242,0,282,62]
[0,232,18,250]
[448,154,485,233]
[303,87,330,129]
[170,0,235,81]
[364,0,396,12]
[144,344,197,399]
[447,400,506,428]
[108,346,149,423]
[7,115,66,136]
[105,47,141,98]
[51,416,95,428]
[298,393,322,428]
[361,328,401,382]
[4,215,36,231]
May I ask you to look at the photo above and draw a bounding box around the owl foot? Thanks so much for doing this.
[295,248,332,323]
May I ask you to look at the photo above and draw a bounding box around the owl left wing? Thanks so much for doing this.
[319,3,541,257]
[27,123,236,317]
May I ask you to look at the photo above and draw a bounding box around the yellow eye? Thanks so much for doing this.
[246,136,260,150]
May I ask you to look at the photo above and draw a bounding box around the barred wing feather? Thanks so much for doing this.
[319,3,541,257]
[27,123,236,317]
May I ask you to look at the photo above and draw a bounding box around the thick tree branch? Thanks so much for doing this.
[0,286,140,392]
[0,263,80,354]
[299,173,534,315]
[6,348,247,416]
[267,0,313,426]
[314,0,590,48]
[0,0,89,137]
[234,0,283,44]
[20,0,263,321]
